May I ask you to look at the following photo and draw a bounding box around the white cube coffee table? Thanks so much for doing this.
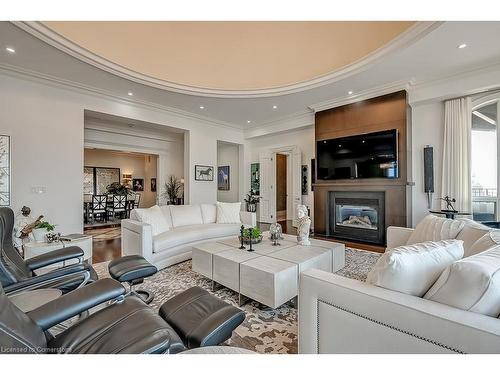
[240,256,298,309]
[192,233,346,308]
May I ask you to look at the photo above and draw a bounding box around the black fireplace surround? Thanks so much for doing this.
[328,191,386,245]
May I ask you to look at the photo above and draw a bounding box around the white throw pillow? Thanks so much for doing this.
[366,240,464,297]
[467,230,500,257]
[200,204,217,224]
[406,215,464,245]
[216,202,242,224]
[134,205,170,236]
[169,205,203,227]
[424,245,500,317]
[456,218,492,255]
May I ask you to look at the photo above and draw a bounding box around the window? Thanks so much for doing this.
[471,99,499,222]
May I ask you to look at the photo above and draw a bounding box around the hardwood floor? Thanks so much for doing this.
[92,238,121,263]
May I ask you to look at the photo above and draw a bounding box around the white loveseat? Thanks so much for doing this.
[299,217,500,353]
[121,204,256,270]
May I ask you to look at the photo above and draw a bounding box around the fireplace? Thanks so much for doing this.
[329,191,385,245]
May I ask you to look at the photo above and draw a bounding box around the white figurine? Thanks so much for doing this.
[296,204,311,246]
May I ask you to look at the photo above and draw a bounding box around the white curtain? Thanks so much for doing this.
[441,97,472,212]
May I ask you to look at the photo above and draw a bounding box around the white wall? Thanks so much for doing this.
[410,102,445,225]
[245,126,315,224]
[217,142,240,202]
[0,73,244,233]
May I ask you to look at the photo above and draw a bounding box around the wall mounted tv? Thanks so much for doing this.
[316,129,398,180]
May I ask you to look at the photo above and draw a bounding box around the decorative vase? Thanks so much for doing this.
[32,228,48,242]
[246,203,257,213]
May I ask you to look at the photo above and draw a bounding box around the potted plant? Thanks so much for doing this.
[244,190,260,212]
[106,182,131,196]
[161,175,183,205]
[32,221,56,242]
[239,227,263,244]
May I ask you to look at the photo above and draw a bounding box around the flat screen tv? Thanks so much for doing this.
[316,129,398,180]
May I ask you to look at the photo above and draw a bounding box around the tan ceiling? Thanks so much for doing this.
[43,21,415,90]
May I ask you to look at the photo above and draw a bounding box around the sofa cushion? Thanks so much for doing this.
[169,205,203,228]
[153,223,240,253]
[200,204,217,224]
[133,205,170,236]
[216,202,241,224]
[159,205,173,229]
[456,218,492,255]
[468,230,500,257]
[406,215,464,245]
[366,240,464,297]
[424,245,500,317]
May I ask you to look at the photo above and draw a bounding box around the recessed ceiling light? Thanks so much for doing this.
[457,43,467,49]
[5,47,15,54]
[348,91,353,95]
[247,120,251,124]
[272,105,278,109]
[127,92,133,96]
[199,106,205,109]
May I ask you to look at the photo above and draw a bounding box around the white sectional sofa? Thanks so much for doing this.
[121,204,256,270]
[299,216,500,353]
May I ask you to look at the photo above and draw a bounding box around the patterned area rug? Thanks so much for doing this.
[93,248,380,354]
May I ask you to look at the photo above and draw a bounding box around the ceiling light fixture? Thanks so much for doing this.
[272,105,278,109]
[348,91,353,95]
[127,92,133,96]
[247,120,251,124]
[5,47,15,53]
[457,43,467,49]
[199,106,205,109]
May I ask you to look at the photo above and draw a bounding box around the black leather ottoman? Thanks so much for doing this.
[108,255,157,304]
[159,286,245,349]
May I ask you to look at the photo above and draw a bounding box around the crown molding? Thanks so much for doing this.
[0,63,243,132]
[309,79,415,112]
[244,110,314,139]
[13,21,441,99]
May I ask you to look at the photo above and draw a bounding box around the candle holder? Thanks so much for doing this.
[239,225,246,250]
[248,227,254,252]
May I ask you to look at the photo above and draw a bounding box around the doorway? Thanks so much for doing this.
[276,153,288,221]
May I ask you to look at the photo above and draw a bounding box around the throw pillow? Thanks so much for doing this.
[456,218,492,255]
[134,205,170,236]
[467,229,500,257]
[366,240,464,297]
[406,214,465,245]
[424,245,500,317]
[216,202,242,224]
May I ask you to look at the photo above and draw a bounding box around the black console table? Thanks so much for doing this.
[429,210,471,220]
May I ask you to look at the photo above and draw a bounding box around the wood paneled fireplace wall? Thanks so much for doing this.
[313,90,409,250]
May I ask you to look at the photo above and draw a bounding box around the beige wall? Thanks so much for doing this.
[84,149,158,207]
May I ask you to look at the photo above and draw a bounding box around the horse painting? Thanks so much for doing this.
[218,166,230,190]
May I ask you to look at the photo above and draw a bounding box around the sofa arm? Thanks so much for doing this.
[299,269,500,354]
[121,219,153,262]
[386,226,414,250]
[240,211,256,227]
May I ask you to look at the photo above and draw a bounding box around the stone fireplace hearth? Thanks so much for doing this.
[329,191,385,245]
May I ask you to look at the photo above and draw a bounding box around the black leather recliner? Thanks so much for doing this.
[0,278,186,354]
[0,207,98,295]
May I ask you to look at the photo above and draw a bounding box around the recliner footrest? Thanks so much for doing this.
[159,286,245,349]
[108,255,157,283]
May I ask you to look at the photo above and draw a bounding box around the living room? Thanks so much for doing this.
[2,0,500,372]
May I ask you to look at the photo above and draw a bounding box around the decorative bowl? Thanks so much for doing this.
[238,235,263,245]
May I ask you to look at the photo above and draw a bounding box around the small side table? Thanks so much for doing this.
[23,236,93,273]
[429,210,471,220]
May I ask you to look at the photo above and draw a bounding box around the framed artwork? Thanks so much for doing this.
[195,165,214,181]
[0,135,11,207]
[302,165,308,195]
[151,178,157,192]
[251,163,260,195]
[133,178,144,192]
[218,166,230,190]
[96,167,120,195]
[83,167,94,195]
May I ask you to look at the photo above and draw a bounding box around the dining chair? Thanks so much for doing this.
[134,193,141,208]
[107,195,127,220]
[90,195,107,223]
